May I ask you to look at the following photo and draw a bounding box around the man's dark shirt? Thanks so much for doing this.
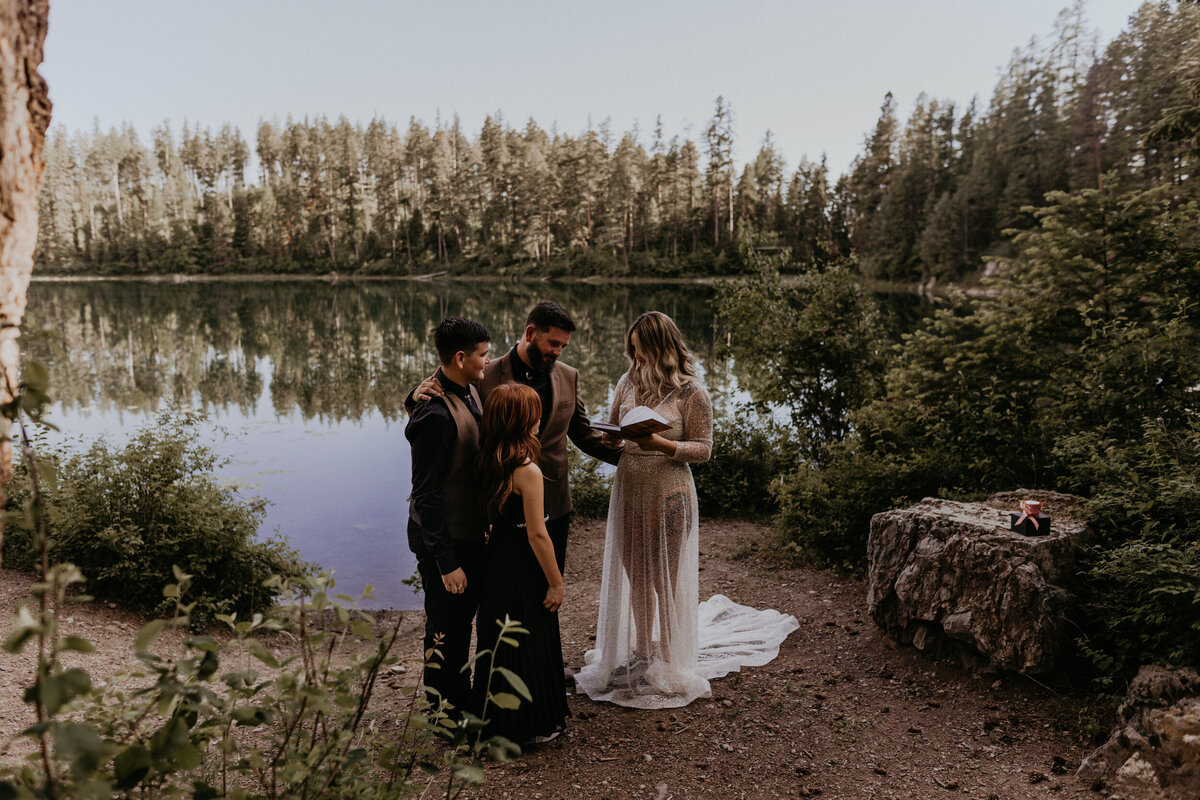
[405,371,481,575]
[510,346,554,435]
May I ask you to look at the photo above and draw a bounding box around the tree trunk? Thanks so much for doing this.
[713,185,719,246]
[111,164,122,225]
[727,182,734,239]
[0,0,51,552]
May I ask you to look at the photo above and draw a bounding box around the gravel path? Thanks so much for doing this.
[0,518,1101,799]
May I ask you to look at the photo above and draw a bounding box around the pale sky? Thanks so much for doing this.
[43,0,1147,178]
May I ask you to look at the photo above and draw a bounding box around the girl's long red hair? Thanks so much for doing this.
[477,383,542,520]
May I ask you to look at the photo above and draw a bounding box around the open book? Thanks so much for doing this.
[590,405,670,437]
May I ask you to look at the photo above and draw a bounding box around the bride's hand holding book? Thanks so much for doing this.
[592,406,677,456]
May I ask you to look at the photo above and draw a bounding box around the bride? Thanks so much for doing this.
[575,312,798,709]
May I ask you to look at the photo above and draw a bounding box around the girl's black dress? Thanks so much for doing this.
[473,494,568,744]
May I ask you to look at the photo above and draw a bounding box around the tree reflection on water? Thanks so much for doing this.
[20,279,724,608]
[25,280,722,421]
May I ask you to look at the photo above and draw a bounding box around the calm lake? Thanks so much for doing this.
[21,280,736,609]
[23,279,927,609]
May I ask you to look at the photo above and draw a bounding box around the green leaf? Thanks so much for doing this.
[23,362,49,391]
[494,667,532,702]
[231,707,258,725]
[174,742,203,770]
[186,635,219,652]
[5,605,44,653]
[134,619,166,652]
[489,691,521,710]
[196,649,219,681]
[246,640,279,668]
[231,706,274,726]
[113,744,152,790]
[149,716,189,760]
[57,635,96,654]
[485,735,522,763]
[222,669,257,689]
[452,764,485,784]
[20,497,42,533]
[39,668,92,715]
[54,722,115,779]
[192,781,223,800]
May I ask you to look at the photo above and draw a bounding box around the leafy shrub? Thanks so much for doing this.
[1,565,517,799]
[1077,536,1200,682]
[692,406,792,518]
[568,446,613,519]
[1061,419,1200,679]
[721,184,1200,679]
[716,256,886,461]
[772,440,908,570]
[569,247,619,277]
[3,412,309,622]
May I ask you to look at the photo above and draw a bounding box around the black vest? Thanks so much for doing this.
[413,386,486,543]
[443,386,485,542]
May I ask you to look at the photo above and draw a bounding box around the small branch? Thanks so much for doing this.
[9,373,58,798]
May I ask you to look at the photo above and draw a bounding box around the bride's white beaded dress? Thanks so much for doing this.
[575,374,799,710]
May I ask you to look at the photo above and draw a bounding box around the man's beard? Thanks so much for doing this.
[527,339,557,375]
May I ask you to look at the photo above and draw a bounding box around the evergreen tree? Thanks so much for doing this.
[843,93,897,278]
[703,96,735,247]
[29,3,1200,280]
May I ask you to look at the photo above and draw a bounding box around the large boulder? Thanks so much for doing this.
[866,494,1088,674]
[1077,666,1200,799]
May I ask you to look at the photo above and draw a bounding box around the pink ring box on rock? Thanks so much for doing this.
[1010,499,1052,536]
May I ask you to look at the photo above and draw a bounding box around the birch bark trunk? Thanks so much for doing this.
[0,0,52,549]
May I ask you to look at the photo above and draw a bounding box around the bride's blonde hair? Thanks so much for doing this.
[625,311,697,405]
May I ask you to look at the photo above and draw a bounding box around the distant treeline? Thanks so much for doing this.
[36,2,1200,279]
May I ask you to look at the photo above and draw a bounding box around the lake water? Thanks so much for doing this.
[22,278,928,609]
[22,279,734,609]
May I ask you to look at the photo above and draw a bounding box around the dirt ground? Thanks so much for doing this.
[0,519,1104,799]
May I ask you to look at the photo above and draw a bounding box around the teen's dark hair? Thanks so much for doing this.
[434,317,490,365]
[526,301,575,333]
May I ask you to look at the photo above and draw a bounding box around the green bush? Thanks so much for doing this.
[692,406,792,518]
[772,439,912,570]
[1,566,517,799]
[3,413,309,622]
[568,446,613,519]
[569,410,792,521]
[1077,536,1200,682]
[1061,419,1200,679]
[721,183,1200,678]
[716,256,886,462]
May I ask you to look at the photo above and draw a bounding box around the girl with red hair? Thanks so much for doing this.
[473,382,568,744]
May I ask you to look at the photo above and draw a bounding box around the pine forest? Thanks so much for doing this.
[36,3,1200,280]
